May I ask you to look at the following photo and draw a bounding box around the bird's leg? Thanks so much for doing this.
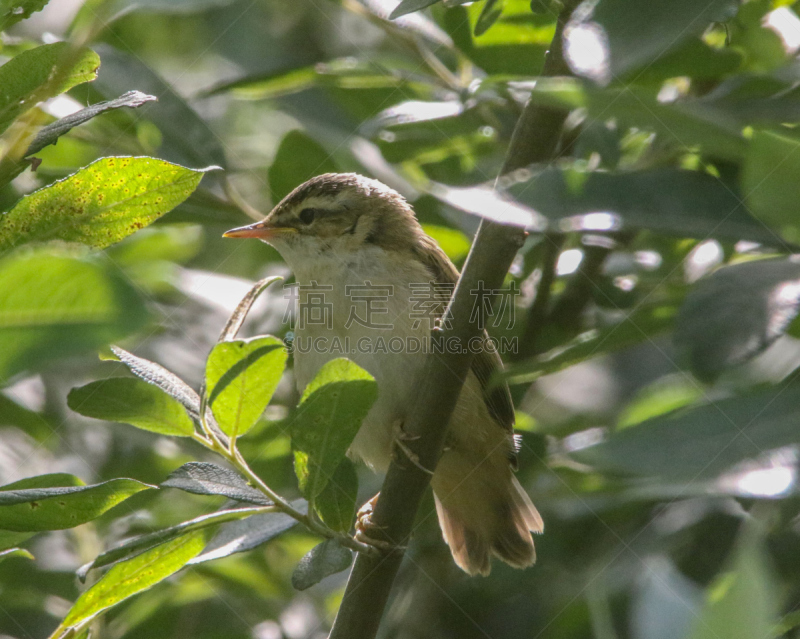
[354,493,401,552]
[392,421,434,475]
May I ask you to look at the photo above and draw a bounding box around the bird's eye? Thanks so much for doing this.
[298,208,317,225]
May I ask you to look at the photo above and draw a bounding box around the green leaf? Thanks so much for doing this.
[107,224,202,266]
[67,377,196,437]
[291,359,377,499]
[617,376,703,429]
[564,0,737,81]
[0,156,216,253]
[689,521,778,639]
[0,530,33,551]
[0,547,33,561]
[268,130,338,203]
[0,393,52,440]
[421,225,471,262]
[0,42,99,135]
[674,258,800,381]
[315,458,358,533]
[190,499,307,564]
[0,475,153,531]
[212,65,317,100]
[742,130,800,244]
[702,76,800,126]
[26,90,157,158]
[205,336,287,439]
[390,0,440,19]
[161,462,271,505]
[78,506,267,580]
[107,345,230,446]
[573,377,800,480]
[109,345,203,422]
[111,0,236,15]
[91,44,227,170]
[500,303,676,386]
[474,0,502,37]
[635,38,743,83]
[0,0,50,31]
[60,529,207,630]
[585,87,747,161]
[1,473,84,489]
[505,168,776,243]
[291,539,353,591]
[0,250,148,383]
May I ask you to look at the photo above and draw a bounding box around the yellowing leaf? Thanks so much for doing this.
[0,157,216,252]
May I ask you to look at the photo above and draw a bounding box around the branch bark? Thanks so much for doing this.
[328,4,581,638]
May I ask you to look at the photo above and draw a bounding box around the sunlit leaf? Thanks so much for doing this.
[78,506,268,580]
[208,66,317,100]
[315,458,358,533]
[0,251,147,383]
[0,42,99,135]
[60,529,207,630]
[291,539,353,591]
[0,475,153,531]
[291,359,377,499]
[617,376,703,429]
[474,0,502,37]
[162,462,270,505]
[675,258,800,381]
[67,377,196,437]
[0,157,216,253]
[205,336,287,439]
[422,225,471,262]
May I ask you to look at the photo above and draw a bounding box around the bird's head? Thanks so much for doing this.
[223,173,423,267]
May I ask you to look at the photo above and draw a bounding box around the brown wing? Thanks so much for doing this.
[412,235,517,441]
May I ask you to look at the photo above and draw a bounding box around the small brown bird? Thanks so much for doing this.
[225,173,542,575]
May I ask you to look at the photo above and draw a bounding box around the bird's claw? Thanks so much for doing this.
[354,495,405,553]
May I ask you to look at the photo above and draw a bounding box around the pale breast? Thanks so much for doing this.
[291,246,433,471]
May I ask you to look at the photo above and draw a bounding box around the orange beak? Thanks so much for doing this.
[223,220,297,240]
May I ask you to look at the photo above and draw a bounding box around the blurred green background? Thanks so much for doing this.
[3,0,800,637]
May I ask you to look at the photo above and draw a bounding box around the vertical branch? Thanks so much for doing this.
[328,3,581,638]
